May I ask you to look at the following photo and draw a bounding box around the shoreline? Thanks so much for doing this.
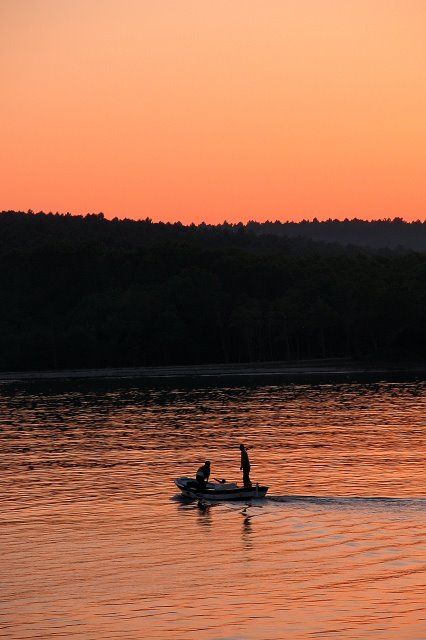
[0,359,425,383]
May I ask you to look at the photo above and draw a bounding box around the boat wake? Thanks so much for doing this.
[269,494,426,509]
[173,492,426,510]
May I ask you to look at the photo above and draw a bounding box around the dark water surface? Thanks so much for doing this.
[1,380,425,639]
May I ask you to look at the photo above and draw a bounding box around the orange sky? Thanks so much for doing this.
[1,0,425,223]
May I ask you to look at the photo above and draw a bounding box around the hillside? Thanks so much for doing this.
[0,211,425,371]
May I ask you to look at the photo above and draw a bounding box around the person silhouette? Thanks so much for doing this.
[196,460,211,490]
[239,444,252,487]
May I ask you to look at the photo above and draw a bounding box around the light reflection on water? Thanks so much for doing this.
[0,380,425,639]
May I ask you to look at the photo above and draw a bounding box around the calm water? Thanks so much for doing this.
[1,380,425,639]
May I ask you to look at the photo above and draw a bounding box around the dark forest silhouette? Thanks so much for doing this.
[0,210,425,371]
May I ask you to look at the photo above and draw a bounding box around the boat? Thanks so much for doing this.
[174,476,269,501]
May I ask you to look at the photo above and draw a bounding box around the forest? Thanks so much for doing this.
[0,210,425,371]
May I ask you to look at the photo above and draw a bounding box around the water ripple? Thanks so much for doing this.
[0,380,425,639]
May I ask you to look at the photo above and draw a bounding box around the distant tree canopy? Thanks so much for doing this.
[0,211,425,371]
[246,217,426,252]
[1,210,426,253]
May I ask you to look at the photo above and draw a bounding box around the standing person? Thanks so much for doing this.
[239,444,252,487]
[196,460,211,490]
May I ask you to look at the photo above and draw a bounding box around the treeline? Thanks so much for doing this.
[0,211,425,371]
[1,210,426,252]
[248,218,426,251]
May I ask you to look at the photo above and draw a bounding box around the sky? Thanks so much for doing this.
[0,0,425,223]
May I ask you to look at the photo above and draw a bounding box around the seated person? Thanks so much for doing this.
[196,460,211,490]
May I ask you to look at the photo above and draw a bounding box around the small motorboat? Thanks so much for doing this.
[174,476,269,501]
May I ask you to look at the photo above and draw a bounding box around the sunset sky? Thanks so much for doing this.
[1,0,425,223]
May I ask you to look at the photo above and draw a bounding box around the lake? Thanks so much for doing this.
[1,379,425,639]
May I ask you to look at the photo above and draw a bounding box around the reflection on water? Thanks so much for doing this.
[0,380,425,639]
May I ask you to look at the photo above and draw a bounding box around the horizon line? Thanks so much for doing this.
[2,210,426,226]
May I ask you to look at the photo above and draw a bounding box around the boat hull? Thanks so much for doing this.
[175,477,268,501]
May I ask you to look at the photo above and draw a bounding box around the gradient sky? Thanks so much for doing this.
[1,0,425,223]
